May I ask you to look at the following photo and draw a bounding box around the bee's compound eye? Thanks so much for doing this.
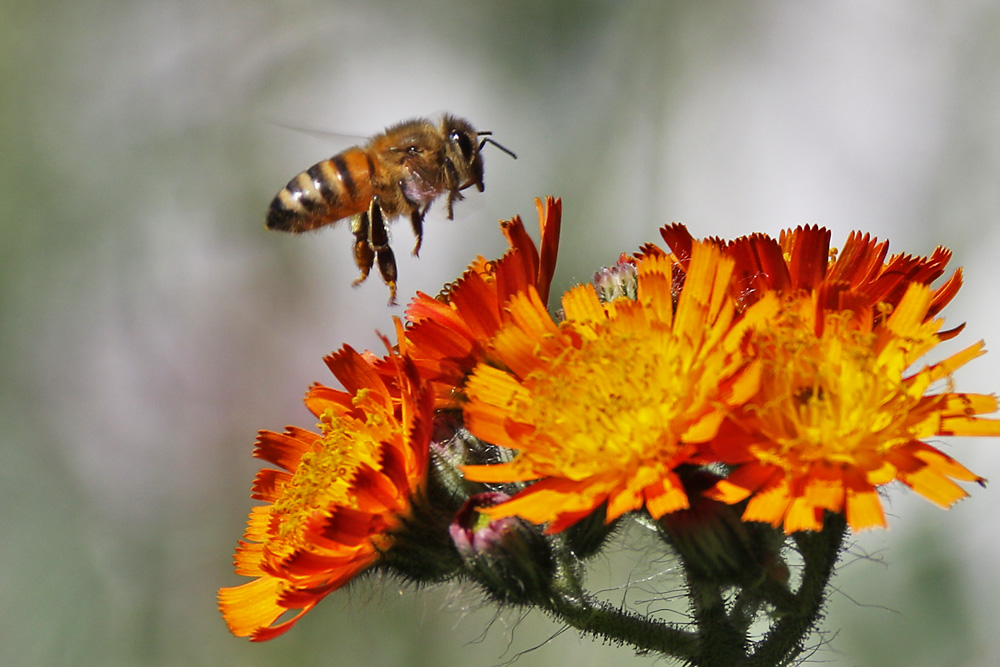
[407,145,421,154]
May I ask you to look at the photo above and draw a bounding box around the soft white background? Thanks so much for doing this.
[3,2,998,665]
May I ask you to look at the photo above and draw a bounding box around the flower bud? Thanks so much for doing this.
[593,256,638,303]
[658,468,788,589]
[450,493,555,604]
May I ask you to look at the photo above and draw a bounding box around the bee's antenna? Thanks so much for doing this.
[477,132,517,159]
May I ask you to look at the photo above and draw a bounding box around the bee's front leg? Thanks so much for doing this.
[441,161,464,221]
[409,206,429,257]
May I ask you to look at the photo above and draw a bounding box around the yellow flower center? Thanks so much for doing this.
[269,391,396,551]
[506,311,707,481]
[749,305,935,473]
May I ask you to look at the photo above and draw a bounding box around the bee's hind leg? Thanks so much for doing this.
[350,211,376,287]
[365,197,398,305]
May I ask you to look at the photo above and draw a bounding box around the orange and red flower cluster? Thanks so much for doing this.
[220,197,997,640]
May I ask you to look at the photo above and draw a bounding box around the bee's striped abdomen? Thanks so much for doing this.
[266,148,375,233]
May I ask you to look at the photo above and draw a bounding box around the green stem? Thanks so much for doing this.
[747,513,848,667]
[536,534,700,659]
[534,515,846,665]
[540,590,701,659]
[686,577,749,666]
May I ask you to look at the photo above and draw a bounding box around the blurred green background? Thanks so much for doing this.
[3,2,999,665]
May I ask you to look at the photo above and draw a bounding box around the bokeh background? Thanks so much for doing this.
[3,2,999,665]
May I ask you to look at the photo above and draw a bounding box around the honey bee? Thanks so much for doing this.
[266,114,515,304]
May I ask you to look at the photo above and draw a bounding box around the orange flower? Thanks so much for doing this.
[218,334,433,640]
[461,242,777,533]
[660,223,964,330]
[707,283,998,532]
[403,197,562,405]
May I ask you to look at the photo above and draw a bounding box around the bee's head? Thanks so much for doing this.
[440,115,486,192]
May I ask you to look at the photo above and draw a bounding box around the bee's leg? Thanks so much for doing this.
[445,189,467,220]
[409,206,428,256]
[367,197,398,305]
[351,212,375,287]
[442,163,464,220]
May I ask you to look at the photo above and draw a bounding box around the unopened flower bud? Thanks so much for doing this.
[450,493,554,604]
[658,468,788,589]
[593,256,638,303]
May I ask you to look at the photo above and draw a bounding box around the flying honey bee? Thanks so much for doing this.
[265,114,516,304]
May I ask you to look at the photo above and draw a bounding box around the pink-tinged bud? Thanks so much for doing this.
[449,493,555,604]
[593,256,638,303]
[450,492,515,556]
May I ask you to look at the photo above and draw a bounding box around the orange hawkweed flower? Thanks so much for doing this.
[218,338,433,641]
[660,223,964,329]
[403,197,562,405]
[708,283,998,533]
[461,242,777,533]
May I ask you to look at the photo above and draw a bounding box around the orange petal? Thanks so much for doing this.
[829,231,887,287]
[910,442,985,483]
[939,414,1000,437]
[499,214,539,286]
[783,496,824,533]
[324,346,389,404]
[939,392,999,419]
[682,409,725,444]
[534,197,562,306]
[304,385,351,418]
[242,506,271,543]
[218,577,287,638]
[490,319,551,379]
[741,474,792,528]
[784,225,831,290]
[802,461,845,512]
[707,463,776,503]
[483,477,601,526]
[605,483,646,522]
[448,271,505,342]
[252,468,292,502]
[635,253,676,325]
[899,465,970,508]
[462,461,537,484]
[926,341,986,383]
[233,540,265,576]
[253,429,312,472]
[506,287,561,351]
[643,472,691,518]
[844,468,886,531]
[561,283,607,324]
[464,366,532,446]
[885,283,933,336]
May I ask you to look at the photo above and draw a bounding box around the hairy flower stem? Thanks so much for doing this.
[541,591,701,660]
[536,515,847,666]
[748,513,848,667]
[533,535,700,659]
[687,577,749,666]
